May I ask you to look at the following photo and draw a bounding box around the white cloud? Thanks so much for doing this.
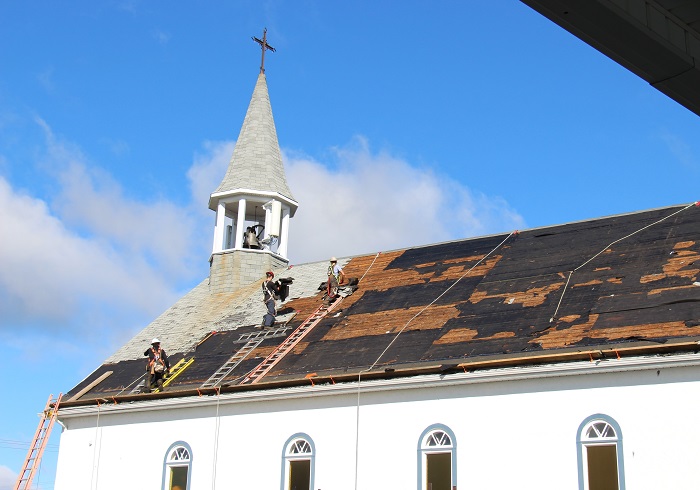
[186,136,525,265]
[0,465,16,490]
[187,140,235,215]
[0,121,200,346]
[0,176,177,329]
[284,137,525,263]
[40,119,198,280]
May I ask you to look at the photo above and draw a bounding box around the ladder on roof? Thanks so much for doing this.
[153,357,194,393]
[128,357,194,394]
[128,375,147,395]
[201,325,292,389]
[14,394,62,490]
[239,297,344,385]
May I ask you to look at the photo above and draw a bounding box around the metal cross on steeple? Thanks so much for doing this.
[252,28,276,74]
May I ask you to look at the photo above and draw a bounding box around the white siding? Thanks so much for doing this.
[55,361,700,490]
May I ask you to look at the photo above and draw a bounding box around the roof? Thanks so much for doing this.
[209,73,296,209]
[521,0,700,117]
[64,203,700,406]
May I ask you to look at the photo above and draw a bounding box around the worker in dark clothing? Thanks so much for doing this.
[261,271,280,328]
[144,337,170,393]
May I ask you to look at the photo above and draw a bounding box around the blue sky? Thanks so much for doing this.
[1,1,698,488]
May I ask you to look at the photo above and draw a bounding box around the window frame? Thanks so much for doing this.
[576,414,626,490]
[280,433,315,490]
[161,441,193,490]
[416,424,457,490]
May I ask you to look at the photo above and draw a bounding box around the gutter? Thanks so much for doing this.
[57,348,700,419]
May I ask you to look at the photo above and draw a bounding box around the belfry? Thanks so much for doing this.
[208,30,298,292]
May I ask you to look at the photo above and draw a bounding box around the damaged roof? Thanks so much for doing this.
[64,203,700,406]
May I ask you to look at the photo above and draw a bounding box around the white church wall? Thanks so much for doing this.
[55,360,700,489]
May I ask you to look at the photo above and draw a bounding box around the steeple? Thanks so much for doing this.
[208,35,298,293]
[209,73,296,205]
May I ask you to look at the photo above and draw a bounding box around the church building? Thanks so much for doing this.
[50,34,700,490]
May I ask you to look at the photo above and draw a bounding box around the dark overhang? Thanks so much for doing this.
[521,0,700,117]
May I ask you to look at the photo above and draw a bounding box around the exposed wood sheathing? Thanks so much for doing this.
[64,205,700,405]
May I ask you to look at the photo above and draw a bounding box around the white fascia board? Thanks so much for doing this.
[208,189,298,214]
[211,246,287,262]
[57,352,700,420]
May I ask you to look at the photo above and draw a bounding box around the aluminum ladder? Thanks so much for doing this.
[239,297,343,385]
[14,394,62,490]
[201,325,292,389]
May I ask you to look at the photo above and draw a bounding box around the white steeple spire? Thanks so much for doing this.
[208,42,298,293]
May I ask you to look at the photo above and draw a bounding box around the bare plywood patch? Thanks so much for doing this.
[571,280,603,288]
[535,315,699,349]
[469,282,565,307]
[674,241,696,249]
[321,305,460,341]
[640,246,699,284]
[558,315,581,323]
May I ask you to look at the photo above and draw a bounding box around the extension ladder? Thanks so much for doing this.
[201,325,292,389]
[14,394,63,490]
[239,297,344,385]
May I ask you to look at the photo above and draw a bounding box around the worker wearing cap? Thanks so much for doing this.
[261,271,280,327]
[327,257,345,299]
[144,337,170,393]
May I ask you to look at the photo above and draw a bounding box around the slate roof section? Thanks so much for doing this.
[105,258,348,363]
[65,204,700,405]
[210,73,295,208]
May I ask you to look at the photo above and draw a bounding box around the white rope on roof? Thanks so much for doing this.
[550,201,699,322]
[211,388,221,490]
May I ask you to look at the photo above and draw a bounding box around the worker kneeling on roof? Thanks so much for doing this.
[144,338,170,393]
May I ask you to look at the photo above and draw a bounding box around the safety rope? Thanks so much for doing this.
[353,230,517,490]
[211,388,221,490]
[358,252,381,283]
[550,202,698,322]
[90,401,101,490]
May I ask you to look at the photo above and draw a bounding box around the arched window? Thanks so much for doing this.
[162,441,192,490]
[280,433,315,490]
[577,415,625,490]
[417,424,457,490]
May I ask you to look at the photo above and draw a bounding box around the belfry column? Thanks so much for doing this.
[212,202,226,253]
[279,207,290,258]
[235,198,247,249]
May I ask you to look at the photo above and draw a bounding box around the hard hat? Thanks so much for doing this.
[152,337,161,344]
[266,271,274,278]
[330,256,337,262]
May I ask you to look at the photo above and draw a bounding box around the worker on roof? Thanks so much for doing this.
[327,257,345,300]
[261,271,280,328]
[144,338,170,393]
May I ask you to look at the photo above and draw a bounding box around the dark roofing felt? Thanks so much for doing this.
[64,204,700,406]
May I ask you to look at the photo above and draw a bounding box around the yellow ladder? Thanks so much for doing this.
[153,357,194,393]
